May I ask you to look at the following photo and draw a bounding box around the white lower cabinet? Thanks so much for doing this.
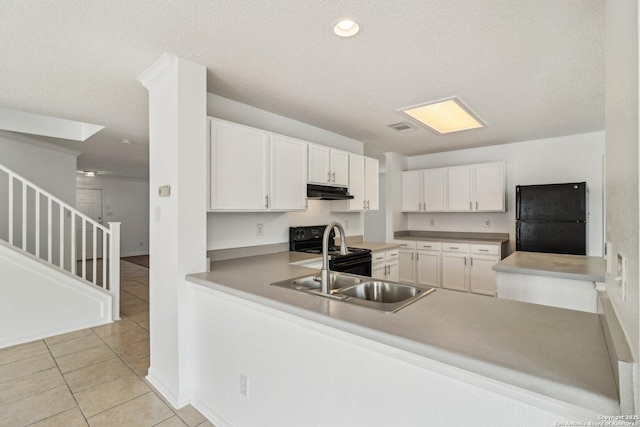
[396,239,504,296]
[372,249,399,281]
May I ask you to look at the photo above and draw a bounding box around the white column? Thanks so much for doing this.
[138,54,207,408]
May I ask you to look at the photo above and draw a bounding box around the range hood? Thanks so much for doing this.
[307,184,354,200]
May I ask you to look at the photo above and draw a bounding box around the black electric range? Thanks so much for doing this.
[289,225,372,277]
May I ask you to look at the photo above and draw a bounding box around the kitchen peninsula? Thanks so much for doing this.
[493,251,606,312]
[185,250,620,426]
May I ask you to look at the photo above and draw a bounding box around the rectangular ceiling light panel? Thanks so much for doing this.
[400,98,485,134]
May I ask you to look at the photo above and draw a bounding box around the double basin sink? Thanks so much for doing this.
[271,272,435,313]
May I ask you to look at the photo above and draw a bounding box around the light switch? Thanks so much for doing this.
[158,185,171,197]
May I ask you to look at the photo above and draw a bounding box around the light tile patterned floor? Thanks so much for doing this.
[0,260,214,427]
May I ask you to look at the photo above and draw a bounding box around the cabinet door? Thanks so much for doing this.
[416,251,440,287]
[469,255,499,296]
[348,155,366,211]
[441,253,468,291]
[423,168,446,211]
[308,144,331,184]
[401,170,423,212]
[372,263,387,280]
[447,166,473,211]
[331,149,350,186]
[474,162,505,212]
[398,249,416,284]
[387,262,399,282]
[270,135,308,211]
[365,157,379,210]
[210,119,268,210]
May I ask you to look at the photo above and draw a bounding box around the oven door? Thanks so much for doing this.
[330,255,372,277]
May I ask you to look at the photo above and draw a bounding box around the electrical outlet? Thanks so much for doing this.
[429,219,435,226]
[257,223,263,236]
[484,219,491,228]
[239,373,248,397]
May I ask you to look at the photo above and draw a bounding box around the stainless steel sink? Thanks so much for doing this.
[272,272,363,292]
[339,281,422,303]
[271,272,434,313]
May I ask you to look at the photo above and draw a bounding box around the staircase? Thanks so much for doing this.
[0,163,120,348]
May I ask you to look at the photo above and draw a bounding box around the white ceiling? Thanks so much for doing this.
[0,1,604,179]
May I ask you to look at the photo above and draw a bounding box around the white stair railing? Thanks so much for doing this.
[0,164,120,320]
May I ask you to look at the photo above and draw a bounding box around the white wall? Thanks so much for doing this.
[76,175,149,257]
[206,94,366,250]
[0,131,78,267]
[207,201,363,250]
[189,285,578,427]
[0,242,112,348]
[403,132,605,256]
[604,0,639,412]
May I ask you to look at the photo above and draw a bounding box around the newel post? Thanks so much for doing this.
[108,222,121,321]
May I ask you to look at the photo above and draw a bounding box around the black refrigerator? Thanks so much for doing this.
[515,182,588,255]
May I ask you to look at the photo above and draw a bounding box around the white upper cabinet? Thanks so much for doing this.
[403,161,505,213]
[308,145,349,187]
[423,168,446,211]
[365,157,379,210]
[332,155,379,212]
[209,119,269,211]
[401,170,423,212]
[270,135,308,211]
[209,118,307,212]
[308,145,331,184]
[402,168,446,212]
[447,166,474,211]
[474,162,505,211]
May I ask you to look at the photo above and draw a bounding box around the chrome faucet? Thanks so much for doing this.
[320,222,348,294]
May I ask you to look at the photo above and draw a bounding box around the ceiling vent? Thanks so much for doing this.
[388,121,416,132]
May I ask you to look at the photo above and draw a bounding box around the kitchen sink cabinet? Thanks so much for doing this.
[308,144,349,187]
[416,250,440,287]
[469,254,500,296]
[209,118,307,211]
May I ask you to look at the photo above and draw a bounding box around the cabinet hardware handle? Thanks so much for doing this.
[469,201,472,210]
[411,253,414,260]
[265,195,269,208]
[332,172,336,182]
[424,245,431,248]
[479,249,488,252]
[450,246,459,250]
[305,197,308,208]
[367,200,370,209]
[470,257,474,266]
[364,200,367,209]
[327,172,331,182]
[416,253,419,261]
[464,257,467,266]
[476,201,478,210]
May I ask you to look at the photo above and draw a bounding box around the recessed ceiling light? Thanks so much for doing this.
[333,19,360,37]
[399,97,486,134]
[121,138,134,144]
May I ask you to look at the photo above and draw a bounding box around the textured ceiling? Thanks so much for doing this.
[0,0,604,178]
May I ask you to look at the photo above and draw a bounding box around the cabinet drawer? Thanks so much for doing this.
[395,240,417,250]
[469,244,500,256]
[417,241,441,251]
[372,252,386,263]
[386,249,399,260]
[442,243,470,253]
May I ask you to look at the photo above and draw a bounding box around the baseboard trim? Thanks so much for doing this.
[146,369,191,409]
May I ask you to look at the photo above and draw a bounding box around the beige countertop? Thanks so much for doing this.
[493,252,606,282]
[187,251,618,415]
[348,242,401,252]
[394,230,509,245]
